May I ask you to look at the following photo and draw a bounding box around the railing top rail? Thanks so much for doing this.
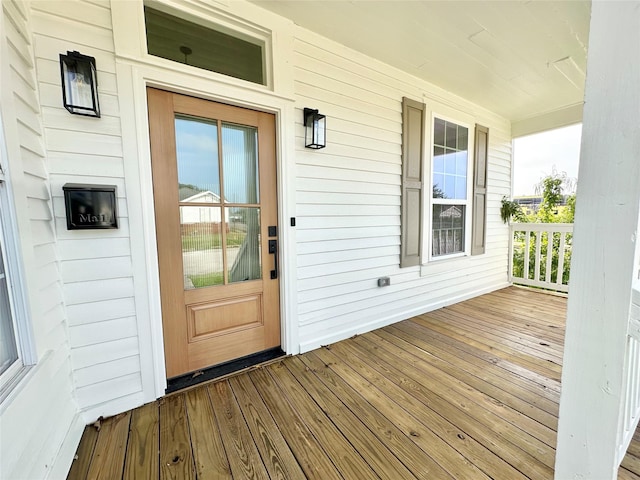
[509,222,574,233]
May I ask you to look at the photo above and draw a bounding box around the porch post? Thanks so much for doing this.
[555,2,640,479]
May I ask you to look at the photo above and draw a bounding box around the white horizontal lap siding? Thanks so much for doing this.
[30,0,143,417]
[483,122,512,224]
[299,269,509,348]
[292,30,511,351]
[1,2,81,479]
[300,258,508,324]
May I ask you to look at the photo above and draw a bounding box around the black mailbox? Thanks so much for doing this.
[63,184,118,230]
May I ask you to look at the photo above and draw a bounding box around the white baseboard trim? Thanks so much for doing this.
[299,282,510,354]
[46,412,85,480]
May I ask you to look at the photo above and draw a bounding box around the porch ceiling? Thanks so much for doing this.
[251,0,590,129]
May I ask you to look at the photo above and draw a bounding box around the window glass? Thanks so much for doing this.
[432,117,469,257]
[145,7,265,85]
[432,205,466,256]
[175,116,220,201]
[180,206,224,289]
[0,181,19,378]
[0,250,17,375]
[226,208,261,283]
[433,119,468,200]
[221,124,259,204]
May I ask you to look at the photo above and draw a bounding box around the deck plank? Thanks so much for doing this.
[248,367,343,479]
[335,338,555,478]
[159,394,194,480]
[86,412,131,480]
[628,435,640,460]
[407,313,561,392]
[313,344,522,479]
[66,287,640,480]
[353,332,556,466]
[437,306,565,358]
[265,361,379,480]
[228,373,306,480]
[372,328,557,445]
[622,451,640,477]
[284,356,417,479]
[386,322,560,418]
[414,313,562,380]
[67,425,98,480]
[392,317,563,401]
[378,326,558,432]
[184,387,232,479]
[619,467,640,479]
[298,350,451,479]
[207,381,269,479]
[453,295,566,342]
[123,402,158,480]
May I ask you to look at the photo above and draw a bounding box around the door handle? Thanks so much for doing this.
[268,239,278,279]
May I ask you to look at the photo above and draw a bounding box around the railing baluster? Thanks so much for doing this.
[534,231,542,282]
[557,232,566,286]
[523,229,530,280]
[545,231,554,284]
[508,224,515,283]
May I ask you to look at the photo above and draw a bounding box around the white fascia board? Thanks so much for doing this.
[511,103,583,138]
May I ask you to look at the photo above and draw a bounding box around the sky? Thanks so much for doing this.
[512,124,582,197]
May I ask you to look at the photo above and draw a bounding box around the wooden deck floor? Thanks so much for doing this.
[68,287,640,479]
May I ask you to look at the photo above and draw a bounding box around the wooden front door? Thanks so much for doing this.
[147,88,280,379]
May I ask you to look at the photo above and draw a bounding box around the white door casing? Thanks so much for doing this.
[110,0,299,399]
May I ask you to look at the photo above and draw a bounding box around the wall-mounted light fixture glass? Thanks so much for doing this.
[59,51,100,118]
[303,108,326,149]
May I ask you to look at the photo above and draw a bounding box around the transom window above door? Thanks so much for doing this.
[144,6,266,85]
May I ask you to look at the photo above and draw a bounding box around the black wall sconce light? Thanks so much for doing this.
[59,51,100,118]
[303,108,326,149]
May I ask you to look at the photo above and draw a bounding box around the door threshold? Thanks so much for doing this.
[165,347,285,394]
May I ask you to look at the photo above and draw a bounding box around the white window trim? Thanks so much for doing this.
[0,120,36,402]
[145,1,272,88]
[422,102,475,264]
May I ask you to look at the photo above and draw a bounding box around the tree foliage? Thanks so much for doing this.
[512,169,577,289]
[531,169,576,223]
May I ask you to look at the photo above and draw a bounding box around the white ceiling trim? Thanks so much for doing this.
[512,103,583,138]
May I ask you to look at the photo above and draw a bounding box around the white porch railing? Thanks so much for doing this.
[510,223,640,470]
[618,285,640,465]
[508,223,573,293]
